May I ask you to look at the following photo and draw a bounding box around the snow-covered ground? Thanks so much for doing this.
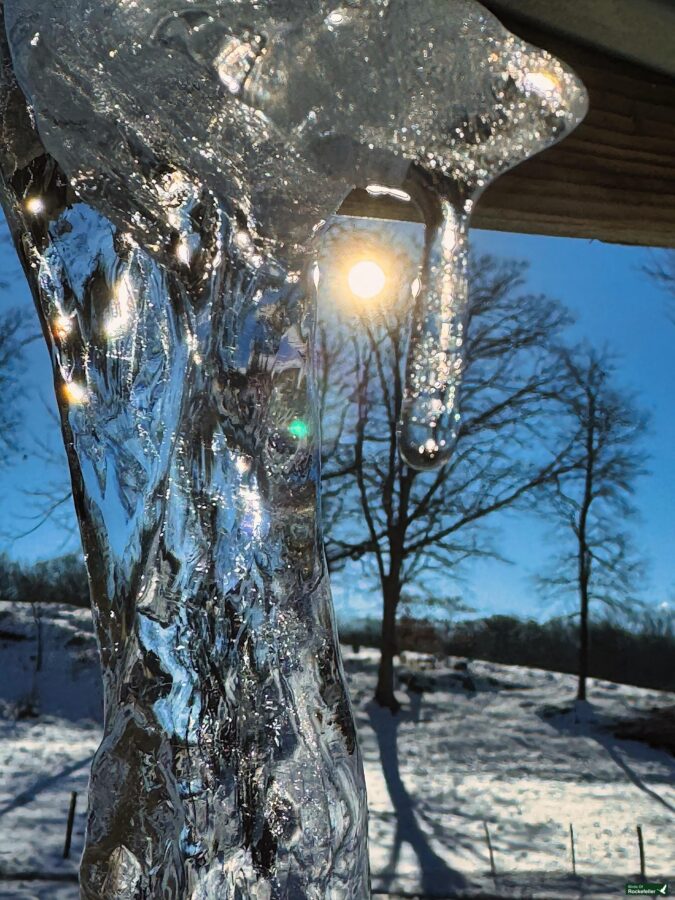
[0,604,100,900]
[0,602,673,899]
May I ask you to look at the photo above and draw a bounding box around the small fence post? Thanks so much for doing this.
[636,825,646,880]
[63,791,78,859]
[483,821,496,877]
[569,823,577,876]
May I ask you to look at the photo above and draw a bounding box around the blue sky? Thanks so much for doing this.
[465,230,675,621]
[1,213,672,623]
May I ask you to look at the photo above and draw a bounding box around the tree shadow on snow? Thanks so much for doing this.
[592,732,675,814]
[367,692,467,896]
[539,701,675,814]
[0,754,92,818]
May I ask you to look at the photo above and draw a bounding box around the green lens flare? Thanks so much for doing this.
[288,418,310,440]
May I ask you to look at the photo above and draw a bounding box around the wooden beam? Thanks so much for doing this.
[338,21,675,249]
[482,0,675,79]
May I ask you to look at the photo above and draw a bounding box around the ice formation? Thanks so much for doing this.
[0,1,586,896]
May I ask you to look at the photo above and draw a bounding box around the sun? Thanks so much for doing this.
[347,259,387,300]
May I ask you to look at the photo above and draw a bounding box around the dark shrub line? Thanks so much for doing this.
[339,613,675,693]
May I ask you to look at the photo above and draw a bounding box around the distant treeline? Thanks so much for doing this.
[339,612,675,693]
[0,552,90,608]
[2,552,672,694]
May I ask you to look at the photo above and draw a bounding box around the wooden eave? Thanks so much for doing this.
[338,3,675,248]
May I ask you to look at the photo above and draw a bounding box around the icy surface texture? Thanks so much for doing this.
[4,0,587,469]
[0,1,587,897]
[6,189,371,896]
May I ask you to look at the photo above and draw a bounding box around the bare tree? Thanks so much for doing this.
[538,345,648,702]
[0,304,37,463]
[0,552,89,606]
[1,220,38,450]
[644,250,675,324]
[1,219,70,540]
[321,249,575,711]
[11,401,78,545]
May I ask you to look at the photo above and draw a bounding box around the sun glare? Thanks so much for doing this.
[348,259,386,300]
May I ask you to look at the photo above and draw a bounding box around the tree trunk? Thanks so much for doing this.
[0,35,369,896]
[32,602,43,673]
[375,580,401,713]
[577,395,595,704]
[577,576,589,701]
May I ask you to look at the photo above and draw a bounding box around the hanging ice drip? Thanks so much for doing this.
[0,0,587,896]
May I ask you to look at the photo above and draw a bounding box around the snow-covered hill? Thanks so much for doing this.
[0,602,673,899]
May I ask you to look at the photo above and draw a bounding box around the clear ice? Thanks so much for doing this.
[0,0,587,896]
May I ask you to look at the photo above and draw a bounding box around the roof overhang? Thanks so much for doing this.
[339,0,675,248]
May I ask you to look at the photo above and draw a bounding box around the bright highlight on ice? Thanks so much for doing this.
[53,314,73,339]
[105,277,134,339]
[25,196,44,215]
[63,381,87,405]
[523,70,561,97]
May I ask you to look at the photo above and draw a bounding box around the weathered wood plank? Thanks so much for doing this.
[338,20,675,248]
